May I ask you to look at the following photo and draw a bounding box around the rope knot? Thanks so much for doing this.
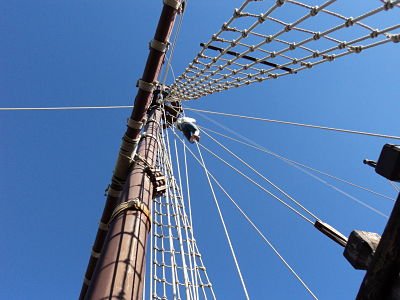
[310,6,319,16]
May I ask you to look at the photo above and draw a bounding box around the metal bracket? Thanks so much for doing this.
[150,39,169,53]
[144,167,167,198]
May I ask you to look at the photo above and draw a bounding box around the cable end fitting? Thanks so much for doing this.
[363,159,377,168]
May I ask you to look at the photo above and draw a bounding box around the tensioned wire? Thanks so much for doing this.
[388,181,400,193]
[161,106,216,298]
[194,139,315,224]
[161,109,191,298]
[170,132,204,299]
[10,98,374,224]
[180,137,202,300]
[198,137,388,220]
[200,128,320,221]
[172,131,319,300]
[160,0,187,85]
[184,107,400,140]
[195,115,389,218]
[200,125,395,202]
[2,104,399,141]
[167,145,191,299]
[166,111,251,299]
[195,141,251,300]
[173,138,198,300]
[4,102,392,213]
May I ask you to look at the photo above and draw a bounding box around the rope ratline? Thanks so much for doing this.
[169,0,400,100]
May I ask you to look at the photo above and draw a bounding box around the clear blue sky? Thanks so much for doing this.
[1,0,399,299]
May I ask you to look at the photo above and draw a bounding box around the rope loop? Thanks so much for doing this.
[109,198,151,229]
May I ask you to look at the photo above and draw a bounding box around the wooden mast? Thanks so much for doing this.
[79,1,182,298]
[86,106,163,299]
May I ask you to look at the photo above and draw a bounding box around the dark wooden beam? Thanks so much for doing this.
[356,192,400,300]
[79,1,182,298]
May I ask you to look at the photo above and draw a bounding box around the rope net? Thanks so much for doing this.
[150,129,216,300]
[169,0,400,101]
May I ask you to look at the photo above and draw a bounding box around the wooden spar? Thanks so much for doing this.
[356,192,400,300]
[79,1,182,299]
[85,106,163,299]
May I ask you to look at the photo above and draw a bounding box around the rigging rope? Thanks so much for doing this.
[174,139,196,300]
[181,140,201,300]
[197,140,315,224]
[170,129,314,224]
[194,116,387,218]
[388,180,400,193]
[201,128,320,220]
[194,116,389,218]
[6,104,398,142]
[175,133,319,299]
[195,142,251,300]
[150,114,216,300]
[161,2,187,85]
[0,105,132,111]
[169,0,400,100]
[186,107,400,140]
[200,126,395,202]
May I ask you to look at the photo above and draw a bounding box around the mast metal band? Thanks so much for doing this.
[150,39,169,53]
[137,79,155,93]
[109,198,151,228]
[127,118,144,130]
[107,186,122,198]
[163,0,181,10]
[120,134,140,153]
[99,221,108,231]
[84,277,91,286]
[91,250,101,259]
